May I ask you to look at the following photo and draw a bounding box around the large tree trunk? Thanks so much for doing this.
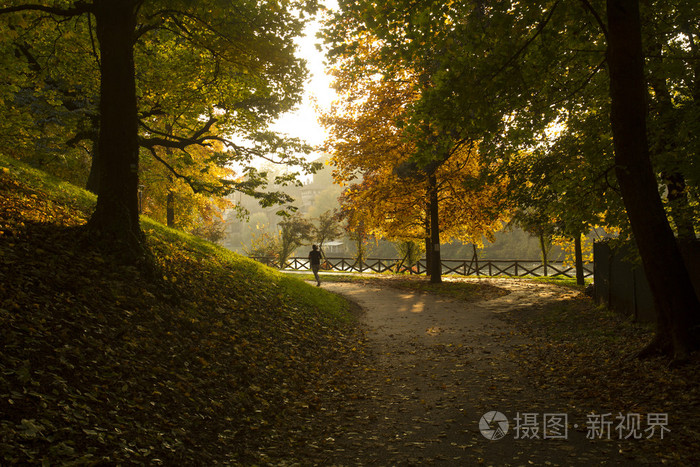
[85,114,101,194]
[428,174,442,283]
[606,0,700,360]
[87,0,143,257]
[85,135,100,194]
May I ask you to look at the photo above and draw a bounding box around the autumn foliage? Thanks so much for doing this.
[322,38,508,248]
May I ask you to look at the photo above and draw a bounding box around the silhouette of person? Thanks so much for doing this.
[308,244,322,286]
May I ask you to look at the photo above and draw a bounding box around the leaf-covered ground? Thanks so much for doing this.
[0,159,365,465]
[3,156,699,465]
[286,276,700,465]
[500,295,700,465]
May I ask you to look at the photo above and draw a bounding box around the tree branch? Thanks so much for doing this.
[489,0,562,80]
[134,18,163,43]
[577,0,608,39]
[545,56,607,109]
[138,117,218,150]
[86,10,100,69]
[0,2,92,17]
[144,146,221,195]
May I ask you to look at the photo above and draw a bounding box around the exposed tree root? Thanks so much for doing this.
[634,333,698,368]
[633,335,671,360]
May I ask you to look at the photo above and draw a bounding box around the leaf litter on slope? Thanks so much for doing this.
[0,164,364,465]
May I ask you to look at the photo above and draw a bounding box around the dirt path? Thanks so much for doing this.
[306,279,643,466]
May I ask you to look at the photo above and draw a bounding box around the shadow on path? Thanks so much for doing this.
[307,280,644,466]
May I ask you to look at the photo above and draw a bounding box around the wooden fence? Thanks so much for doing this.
[251,256,593,279]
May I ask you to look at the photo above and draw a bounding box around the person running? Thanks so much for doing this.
[308,244,322,286]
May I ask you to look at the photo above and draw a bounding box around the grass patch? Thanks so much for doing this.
[527,275,592,290]
[143,219,353,326]
[283,271,509,303]
[385,276,509,302]
[0,154,96,212]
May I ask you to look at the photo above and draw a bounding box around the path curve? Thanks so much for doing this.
[306,279,640,466]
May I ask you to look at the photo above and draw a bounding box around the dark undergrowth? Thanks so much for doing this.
[1,156,364,465]
[501,296,700,465]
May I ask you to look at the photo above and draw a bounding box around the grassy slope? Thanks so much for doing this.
[0,156,362,465]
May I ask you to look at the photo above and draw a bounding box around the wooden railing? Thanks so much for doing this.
[250,256,593,279]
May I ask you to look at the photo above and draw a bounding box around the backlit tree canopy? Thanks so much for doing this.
[322,0,700,358]
[321,27,508,252]
[0,0,320,253]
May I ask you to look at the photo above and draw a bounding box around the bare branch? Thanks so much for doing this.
[86,11,100,69]
[547,56,607,109]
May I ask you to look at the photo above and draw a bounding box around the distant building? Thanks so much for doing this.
[298,185,323,214]
[322,241,345,255]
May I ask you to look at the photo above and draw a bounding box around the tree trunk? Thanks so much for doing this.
[539,232,549,277]
[664,173,696,241]
[166,189,175,227]
[607,0,700,360]
[428,174,442,283]
[646,24,697,241]
[85,133,100,194]
[472,243,480,277]
[424,205,431,277]
[356,232,365,271]
[87,0,143,257]
[574,234,584,286]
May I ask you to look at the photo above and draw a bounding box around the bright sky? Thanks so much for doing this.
[271,1,338,150]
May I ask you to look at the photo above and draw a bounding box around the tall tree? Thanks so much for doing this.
[511,208,555,277]
[322,32,507,283]
[0,0,319,260]
[314,209,342,258]
[606,0,699,360]
[277,214,314,268]
[642,2,700,240]
[0,9,99,183]
[89,0,141,253]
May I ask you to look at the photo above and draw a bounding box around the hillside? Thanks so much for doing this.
[0,156,364,465]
